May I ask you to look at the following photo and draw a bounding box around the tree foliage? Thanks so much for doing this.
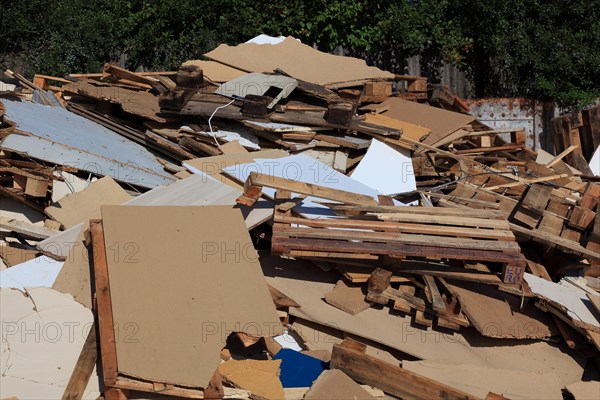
[1,0,598,107]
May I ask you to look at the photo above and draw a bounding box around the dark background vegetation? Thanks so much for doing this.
[1,0,599,107]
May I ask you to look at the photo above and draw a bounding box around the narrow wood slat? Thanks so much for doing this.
[89,219,118,387]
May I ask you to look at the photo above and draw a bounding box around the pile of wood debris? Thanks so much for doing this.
[1,35,599,400]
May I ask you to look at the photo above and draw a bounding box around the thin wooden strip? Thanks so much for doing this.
[89,219,118,387]
[61,324,97,400]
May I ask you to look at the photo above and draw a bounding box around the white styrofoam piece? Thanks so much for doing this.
[590,145,600,176]
[245,34,287,45]
[197,129,260,150]
[51,171,95,203]
[524,273,599,328]
[351,139,416,196]
[223,154,382,218]
[274,332,303,352]
[0,256,64,290]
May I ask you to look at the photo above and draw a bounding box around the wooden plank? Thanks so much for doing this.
[485,174,569,191]
[62,324,97,400]
[89,219,118,387]
[330,340,479,400]
[238,172,378,207]
[0,216,59,240]
[423,276,446,313]
[546,145,579,168]
[509,223,600,260]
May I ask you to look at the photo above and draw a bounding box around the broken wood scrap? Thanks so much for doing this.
[330,339,480,400]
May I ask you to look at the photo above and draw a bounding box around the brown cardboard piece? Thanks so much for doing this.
[446,281,555,339]
[205,37,393,87]
[324,280,371,315]
[361,97,474,145]
[220,139,249,155]
[183,60,247,83]
[566,381,600,400]
[51,225,94,309]
[304,369,375,400]
[101,205,283,388]
[45,176,132,229]
[218,359,284,400]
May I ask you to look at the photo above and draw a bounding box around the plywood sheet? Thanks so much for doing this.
[45,176,132,228]
[361,98,474,144]
[205,37,393,87]
[324,280,371,315]
[101,205,282,387]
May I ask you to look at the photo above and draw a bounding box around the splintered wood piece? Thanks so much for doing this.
[569,206,596,230]
[203,370,225,399]
[414,309,433,327]
[368,268,393,294]
[268,284,301,308]
[423,276,446,313]
[326,101,354,127]
[89,220,118,387]
[61,324,97,400]
[330,340,479,400]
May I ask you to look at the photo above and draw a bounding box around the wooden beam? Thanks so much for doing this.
[0,217,59,240]
[62,324,97,400]
[484,174,569,191]
[546,145,579,168]
[237,172,379,207]
[89,219,118,387]
[330,339,479,400]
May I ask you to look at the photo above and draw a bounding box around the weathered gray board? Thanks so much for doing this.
[0,99,174,188]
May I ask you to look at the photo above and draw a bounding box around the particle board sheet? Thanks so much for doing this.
[45,176,132,229]
[205,36,394,88]
[260,252,585,383]
[49,174,274,308]
[0,99,175,189]
[361,97,475,145]
[182,60,247,83]
[524,273,600,330]
[446,281,554,339]
[350,139,416,197]
[101,205,283,387]
[402,361,563,400]
[216,73,297,109]
[222,154,386,218]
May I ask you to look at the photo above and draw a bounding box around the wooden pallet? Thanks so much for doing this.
[271,206,526,285]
